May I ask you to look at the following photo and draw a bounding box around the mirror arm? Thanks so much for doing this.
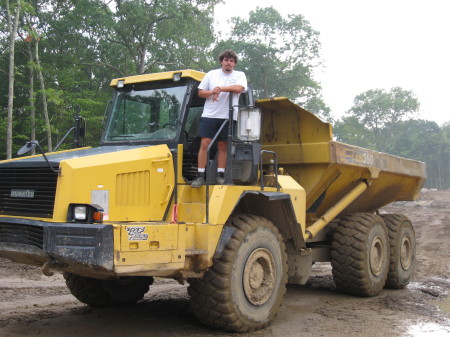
[35,141,60,175]
[54,127,75,151]
[19,140,60,175]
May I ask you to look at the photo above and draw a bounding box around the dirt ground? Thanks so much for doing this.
[0,190,449,337]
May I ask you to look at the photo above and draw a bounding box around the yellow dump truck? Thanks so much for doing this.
[0,70,426,332]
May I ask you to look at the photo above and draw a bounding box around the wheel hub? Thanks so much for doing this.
[370,236,385,276]
[243,248,276,306]
[400,235,412,270]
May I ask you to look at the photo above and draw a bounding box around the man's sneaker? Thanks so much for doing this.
[191,173,205,188]
[216,172,225,185]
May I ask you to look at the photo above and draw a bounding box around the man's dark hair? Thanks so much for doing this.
[219,49,238,64]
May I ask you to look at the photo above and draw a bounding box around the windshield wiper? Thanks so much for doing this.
[110,134,136,139]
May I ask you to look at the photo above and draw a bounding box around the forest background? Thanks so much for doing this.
[1,0,449,189]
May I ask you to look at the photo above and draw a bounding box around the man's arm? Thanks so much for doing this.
[199,84,243,97]
[217,85,245,93]
[198,89,214,99]
[198,85,244,102]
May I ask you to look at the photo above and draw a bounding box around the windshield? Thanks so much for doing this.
[104,81,188,142]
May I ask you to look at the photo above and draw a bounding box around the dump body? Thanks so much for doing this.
[258,97,426,223]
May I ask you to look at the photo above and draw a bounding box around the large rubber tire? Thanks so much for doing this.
[188,214,288,332]
[63,273,153,307]
[381,214,416,289]
[331,213,390,297]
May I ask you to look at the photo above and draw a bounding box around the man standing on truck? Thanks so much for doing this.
[191,49,247,188]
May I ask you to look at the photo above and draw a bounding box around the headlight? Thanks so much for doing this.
[74,206,87,220]
[68,204,104,223]
[173,72,181,82]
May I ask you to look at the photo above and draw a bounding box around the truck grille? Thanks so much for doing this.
[0,222,44,249]
[0,167,58,218]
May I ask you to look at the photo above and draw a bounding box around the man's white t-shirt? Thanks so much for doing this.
[198,68,247,120]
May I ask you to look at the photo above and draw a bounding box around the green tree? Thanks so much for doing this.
[215,7,330,120]
[442,122,450,140]
[347,87,420,152]
[114,0,220,74]
[52,0,221,76]
[333,115,374,148]
[0,0,222,158]
[392,120,450,190]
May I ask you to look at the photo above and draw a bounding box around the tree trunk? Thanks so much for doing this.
[34,38,53,152]
[6,0,21,159]
[263,69,269,98]
[29,47,36,154]
[24,19,37,148]
[137,45,147,74]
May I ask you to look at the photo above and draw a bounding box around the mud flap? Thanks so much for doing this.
[213,225,235,259]
[287,251,312,285]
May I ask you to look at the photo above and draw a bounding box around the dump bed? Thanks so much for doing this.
[257,97,426,219]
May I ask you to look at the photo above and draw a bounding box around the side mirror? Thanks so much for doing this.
[74,115,86,148]
[17,140,39,156]
[16,140,60,174]
[236,107,261,141]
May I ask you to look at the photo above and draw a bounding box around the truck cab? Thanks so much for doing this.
[105,70,259,185]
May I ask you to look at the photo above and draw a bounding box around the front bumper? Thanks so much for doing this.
[0,217,113,272]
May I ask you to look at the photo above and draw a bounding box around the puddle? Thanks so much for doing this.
[405,321,450,336]
[434,297,450,318]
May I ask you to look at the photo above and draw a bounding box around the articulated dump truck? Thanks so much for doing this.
[0,70,426,332]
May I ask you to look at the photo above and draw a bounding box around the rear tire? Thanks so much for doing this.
[188,214,287,332]
[381,214,416,289]
[331,213,389,297]
[63,273,153,307]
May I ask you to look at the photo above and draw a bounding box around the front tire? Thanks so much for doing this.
[63,273,153,307]
[381,214,416,289]
[331,213,390,297]
[188,214,287,332]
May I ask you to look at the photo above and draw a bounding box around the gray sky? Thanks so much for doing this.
[215,0,450,125]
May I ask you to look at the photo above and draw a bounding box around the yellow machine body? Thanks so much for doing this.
[0,69,425,280]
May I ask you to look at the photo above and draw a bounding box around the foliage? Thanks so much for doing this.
[349,87,419,128]
[334,89,450,189]
[392,120,450,190]
[346,87,420,152]
[333,116,374,148]
[38,0,220,77]
[0,0,220,158]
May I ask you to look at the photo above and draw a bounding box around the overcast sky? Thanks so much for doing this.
[215,0,450,125]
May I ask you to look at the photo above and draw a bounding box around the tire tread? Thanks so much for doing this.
[331,212,389,297]
[188,214,287,332]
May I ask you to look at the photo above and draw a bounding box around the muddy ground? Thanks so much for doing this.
[1,190,449,337]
